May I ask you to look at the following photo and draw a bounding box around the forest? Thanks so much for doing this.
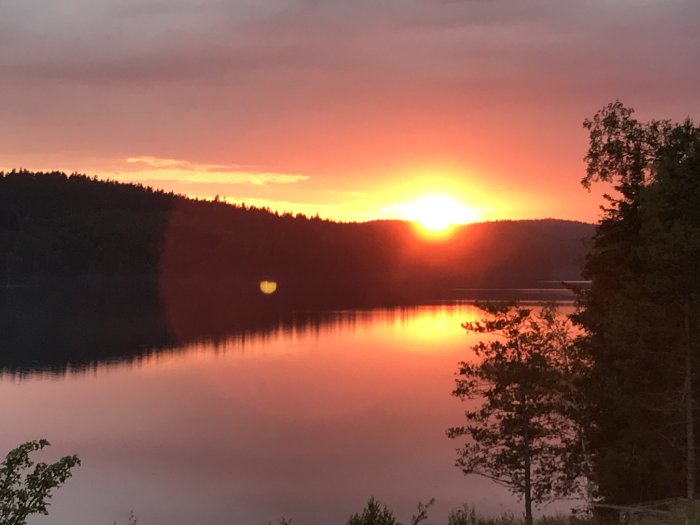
[573,102,700,507]
[0,169,592,309]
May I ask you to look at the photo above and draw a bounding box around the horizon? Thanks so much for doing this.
[2,1,699,225]
[0,168,596,229]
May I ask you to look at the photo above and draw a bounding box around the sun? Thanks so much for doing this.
[400,195,481,236]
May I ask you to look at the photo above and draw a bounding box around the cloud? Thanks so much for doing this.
[326,189,368,197]
[119,156,309,186]
[126,157,194,169]
[3,0,697,90]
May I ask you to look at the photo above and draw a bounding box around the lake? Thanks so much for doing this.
[0,299,575,525]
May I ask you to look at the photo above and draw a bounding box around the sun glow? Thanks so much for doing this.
[398,195,482,235]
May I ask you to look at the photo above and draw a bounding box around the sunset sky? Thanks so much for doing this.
[1,0,698,224]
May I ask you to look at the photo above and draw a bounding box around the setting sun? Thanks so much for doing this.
[397,195,482,234]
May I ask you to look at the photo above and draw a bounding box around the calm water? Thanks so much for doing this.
[1,302,574,525]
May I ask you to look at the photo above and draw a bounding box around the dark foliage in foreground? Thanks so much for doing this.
[0,440,79,525]
[346,497,402,525]
[274,497,700,525]
[575,102,700,504]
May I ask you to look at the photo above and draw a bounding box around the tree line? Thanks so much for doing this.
[0,170,591,308]
[576,102,700,504]
[448,102,700,522]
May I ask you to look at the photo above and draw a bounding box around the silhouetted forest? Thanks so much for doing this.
[0,169,591,374]
[574,103,700,507]
[0,170,592,307]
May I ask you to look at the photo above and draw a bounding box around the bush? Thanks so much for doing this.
[0,439,80,525]
[347,497,401,525]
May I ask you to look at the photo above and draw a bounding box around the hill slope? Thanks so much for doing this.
[0,170,593,306]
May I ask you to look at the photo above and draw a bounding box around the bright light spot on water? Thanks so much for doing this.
[259,280,278,294]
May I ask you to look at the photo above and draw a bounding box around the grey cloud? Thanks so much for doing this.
[2,0,699,90]
[0,0,376,84]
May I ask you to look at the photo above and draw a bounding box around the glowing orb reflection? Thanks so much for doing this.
[259,280,278,295]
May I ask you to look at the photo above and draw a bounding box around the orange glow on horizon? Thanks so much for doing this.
[8,157,534,224]
[386,194,483,238]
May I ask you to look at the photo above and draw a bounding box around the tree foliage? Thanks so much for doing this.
[448,303,585,525]
[344,497,433,525]
[346,497,401,525]
[0,440,80,525]
[575,101,700,504]
[0,170,590,308]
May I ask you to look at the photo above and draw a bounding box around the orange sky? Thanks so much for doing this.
[1,1,698,224]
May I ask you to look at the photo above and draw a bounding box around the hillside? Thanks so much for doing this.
[0,170,593,308]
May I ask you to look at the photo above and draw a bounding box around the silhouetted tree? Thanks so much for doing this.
[576,101,700,503]
[346,498,400,525]
[448,303,584,525]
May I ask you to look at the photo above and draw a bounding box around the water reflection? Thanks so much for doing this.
[0,283,514,377]
[0,284,377,377]
[1,289,575,525]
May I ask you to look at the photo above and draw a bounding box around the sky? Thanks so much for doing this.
[1,0,699,224]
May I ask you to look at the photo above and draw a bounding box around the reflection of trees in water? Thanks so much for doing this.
[0,282,167,376]
[0,281,579,378]
[0,281,365,378]
[0,171,592,377]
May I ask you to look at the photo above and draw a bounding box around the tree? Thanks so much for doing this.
[447,303,585,525]
[575,101,700,503]
[345,497,433,525]
[0,440,80,525]
[346,497,400,525]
